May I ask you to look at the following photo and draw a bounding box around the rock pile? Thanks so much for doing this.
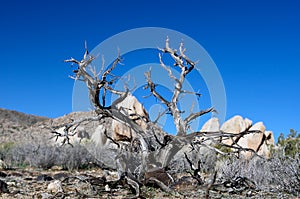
[200,115,275,158]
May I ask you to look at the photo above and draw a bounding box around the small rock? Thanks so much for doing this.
[50,165,63,171]
[145,167,173,186]
[0,179,9,193]
[6,181,16,186]
[87,176,106,186]
[172,176,197,191]
[105,184,111,192]
[47,180,63,193]
[10,172,23,177]
[40,192,54,199]
[246,190,253,197]
[53,173,69,180]
[36,174,54,181]
[0,171,7,178]
[0,160,7,169]
[105,171,119,181]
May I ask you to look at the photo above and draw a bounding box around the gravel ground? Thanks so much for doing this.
[0,168,296,199]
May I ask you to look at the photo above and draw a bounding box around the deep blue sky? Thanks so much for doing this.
[0,0,299,139]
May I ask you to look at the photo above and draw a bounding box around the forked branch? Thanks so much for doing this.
[145,38,213,136]
[64,45,124,114]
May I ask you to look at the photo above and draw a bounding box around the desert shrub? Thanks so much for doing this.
[5,143,32,168]
[218,156,272,189]
[57,144,94,170]
[218,148,300,196]
[4,139,95,170]
[268,150,300,195]
[5,142,59,169]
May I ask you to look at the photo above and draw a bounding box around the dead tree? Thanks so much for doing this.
[51,40,265,198]
[144,37,214,136]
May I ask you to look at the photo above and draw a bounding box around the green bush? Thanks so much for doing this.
[277,129,300,158]
[0,142,15,160]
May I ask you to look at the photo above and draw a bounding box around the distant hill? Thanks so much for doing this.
[0,108,95,143]
[0,108,49,126]
[0,108,50,143]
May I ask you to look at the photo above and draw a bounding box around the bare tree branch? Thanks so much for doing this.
[184,107,215,125]
[153,108,169,125]
[146,38,213,136]
[64,46,124,114]
[144,70,170,106]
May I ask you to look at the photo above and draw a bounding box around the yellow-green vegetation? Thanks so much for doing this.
[213,143,232,154]
[277,129,300,158]
[0,141,15,159]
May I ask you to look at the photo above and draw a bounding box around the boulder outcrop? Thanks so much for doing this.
[200,117,220,132]
[221,115,252,134]
[201,116,275,158]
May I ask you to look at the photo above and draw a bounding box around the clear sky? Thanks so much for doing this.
[0,0,299,140]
